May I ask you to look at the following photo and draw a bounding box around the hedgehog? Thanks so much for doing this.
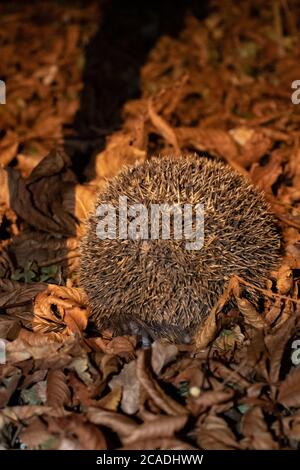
[79,155,281,344]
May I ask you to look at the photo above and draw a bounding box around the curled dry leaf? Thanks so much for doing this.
[194,307,217,349]
[278,368,300,408]
[235,297,267,329]
[0,130,19,167]
[276,263,293,294]
[8,149,78,236]
[151,339,178,375]
[109,360,140,415]
[264,315,297,383]
[281,412,300,441]
[86,408,137,437]
[0,279,48,336]
[0,405,70,428]
[46,416,107,450]
[0,168,10,209]
[98,354,120,382]
[97,386,122,412]
[250,151,283,194]
[195,415,241,450]
[241,406,278,450]
[187,389,235,415]
[104,335,137,357]
[72,183,98,235]
[176,127,238,163]
[0,318,21,341]
[148,99,180,154]
[4,335,76,364]
[19,417,53,449]
[8,232,78,271]
[17,329,67,347]
[22,369,47,389]
[229,127,255,147]
[121,437,197,451]
[136,349,187,416]
[214,325,245,352]
[229,127,273,167]
[209,361,250,390]
[93,130,146,181]
[171,359,205,389]
[0,366,21,407]
[33,284,90,339]
[195,274,242,350]
[122,414,188,445]
[68,355,95,386]
[0,279,47,309]
[46,369,71,407]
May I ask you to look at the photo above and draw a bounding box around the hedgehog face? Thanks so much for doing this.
[80,155,281,343]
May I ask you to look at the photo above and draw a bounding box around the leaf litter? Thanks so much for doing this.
[1,0,300,450]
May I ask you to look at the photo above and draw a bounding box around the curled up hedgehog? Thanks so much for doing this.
[79,155,281,345]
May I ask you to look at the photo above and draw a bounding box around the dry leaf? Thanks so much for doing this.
[46,369,71,407]
[278,368,300,408]
[33,284,90,339]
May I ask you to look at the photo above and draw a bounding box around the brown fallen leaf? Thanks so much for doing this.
[278,368,300,408]
[97,353,120,382]
[123,414,188,445]
[213,325,245,352]
[97,386,122,412]
[229,127,273,167]
[8,149,79,236]
[19,417,54,449]
[4,335,75,364]
[148,98,180,154]
[281,411,300,441]
[109,360,140,414]
[187,389,235,415]
[0,405,70,428]
[46,415,107,450]
[86,408,137,437]
[151,339,178,375]
[195,415,241,450]
[136,349,187,416]
[276,263,293,294]
[92,129,146,181]
[0,279,47,309]
[250,150,283,194]
[8,232,78,272]
[0,130,19,167]
[71,183,98,236]
[0,366,21,407]
[241,406,279,450]
[235,297,267,329]
[33,284,90,339]
[0,168,10,208]
[194,306,217,349]
[46,369,71,407]
[264,315,297,383]
[104,335,137,357]
[120,437,197,450]
[176,127,238,163]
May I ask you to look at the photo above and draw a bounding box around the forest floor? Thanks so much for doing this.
[1,0,300,450]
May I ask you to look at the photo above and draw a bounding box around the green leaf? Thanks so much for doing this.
[40,264,58,282]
